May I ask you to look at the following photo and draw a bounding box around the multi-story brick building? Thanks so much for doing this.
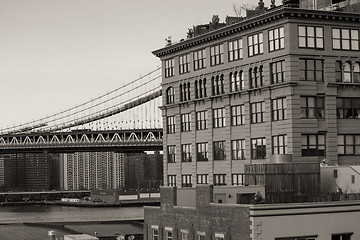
[153,0,360,189]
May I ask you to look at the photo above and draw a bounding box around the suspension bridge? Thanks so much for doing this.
[0,68,163,153]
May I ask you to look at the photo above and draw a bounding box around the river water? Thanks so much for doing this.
[0,205,144,223]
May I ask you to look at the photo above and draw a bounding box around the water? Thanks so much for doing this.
[0,205,144,223]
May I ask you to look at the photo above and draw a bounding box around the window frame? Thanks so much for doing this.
[167,175,176,187]
[181,144,192,162]
[213,141,226,160]
[167,116,176,134]
[231,139,245,160]
[165,58,175,78]
[271,60,285,84]
[298,25,324,49]
[248,32,264,57]
[272,134,288,155]
[167,145,176,163]
[196,142,209,162]
[272,97,287,121]
[301,134,326,157]
[194,49,206,71]
[300,96,325,119]
[214,174,226,186]
[179,53,190,74]
[228,38,243,61]
[269,26,285,52]
[181,113,191,132]
[181,174,192,188]
[231,105,245,126]
[332,28,359,51]
[210,44,224,66]
[251,137,266,159]
[213,108,226,128]
[299,59,324,82]
[196,111,208,130]
[197,174,208,184]
[251,101,265,124]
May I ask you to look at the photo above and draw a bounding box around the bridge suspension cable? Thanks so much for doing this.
[1,67,162,135]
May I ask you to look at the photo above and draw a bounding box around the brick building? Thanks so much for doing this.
[153,0,360,190]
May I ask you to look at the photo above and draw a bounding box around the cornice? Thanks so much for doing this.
[152,6,360,58]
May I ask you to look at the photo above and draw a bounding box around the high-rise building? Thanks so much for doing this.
[61,152,125,190]
[152,0,360,189]
[1,153,59,191]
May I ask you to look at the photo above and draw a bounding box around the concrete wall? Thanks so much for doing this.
[321,166,360,193]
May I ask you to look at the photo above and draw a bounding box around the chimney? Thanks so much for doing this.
[196,185,213,208]
[160,186,177,209]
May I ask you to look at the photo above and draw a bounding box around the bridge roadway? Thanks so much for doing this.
[0,128,163,153]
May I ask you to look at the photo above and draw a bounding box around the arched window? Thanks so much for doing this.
[166,87,175,104]
[253,67,258,88]
[353,62,360,83]
[259,65,264,87]
[216,75,220,95]
[183,83,187,101]
[203,78,207,97]
[187,82,191,100]
[249,68,253,88]
[230,72,235,92]
[195,80,199,99]
[211,76,216,96]
[199,79,203,98]
[220,74,225,94]
[239,70,244,90]
[179,84,183,102]
[344,62,352,83]
[335,61,342,82]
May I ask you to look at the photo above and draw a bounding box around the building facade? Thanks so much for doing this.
[61,152,125,190]
[153,1,360,188]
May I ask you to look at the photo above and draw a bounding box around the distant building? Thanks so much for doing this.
[124,151,163,191]
[1,153,59,191]
[61,152,125,190]
[321,165,360,194]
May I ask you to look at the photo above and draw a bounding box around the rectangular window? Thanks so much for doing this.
[301,134,326,156]
[181,113,191,132]
[181,230,189,240]
[337,135,360,156]
[197,174,208,184]
[196,111,207,130]
[248,32,263,56]
[166,228,173,240]
[251,101,265,124]
[232,139,245,160]
[251,138,266,159]
[214,174,226,186]
[228,39,243,61]
[167,145,176,163]
[152,226,159,240]
[194,49,206,71]
[299,59,323,81]
[197,142,208,161]
[181,144,192,162]
[179,54,190,74]
[231,105,245,126]
[272,135,288,154]
[167,175,176,187]
[215,233,225,240]
[333,28,359,50]
[197,232,205,240]
[351,175,355,184]
[167,116,176,134]
[337,98,360,119]
[210,44,224,66]
[334,169,338,178]
[214,141,226,160]
[298,26,324,49]
[271,60,285,84]
[301,96,325,119]
[331,233,353,240]
[182,174,192,188]
[232,173,245,186]
[272,97,287,121]
[269,26,285,51]
[165,58,175,78]
[213,108,226,128]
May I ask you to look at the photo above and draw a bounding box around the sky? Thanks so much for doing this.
[0,0,272,129]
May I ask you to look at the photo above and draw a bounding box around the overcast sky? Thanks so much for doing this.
[0,0,272,129]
